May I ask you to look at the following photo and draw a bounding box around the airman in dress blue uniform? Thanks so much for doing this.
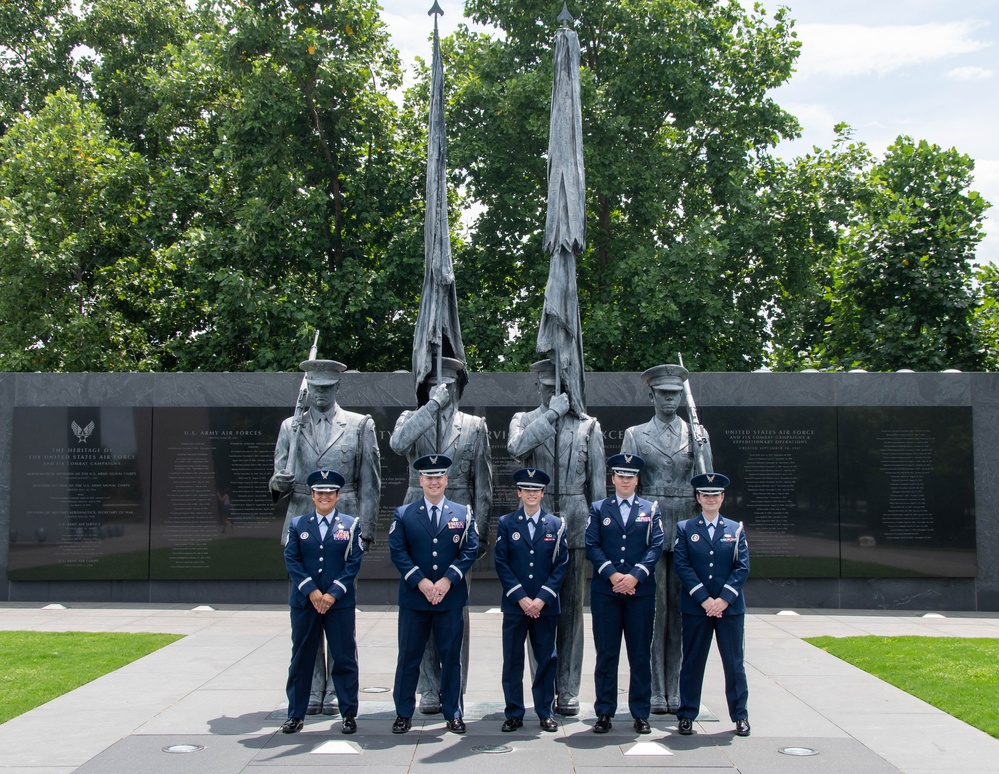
[494,467,569,732]
[389,454,479,734]
[282,469,363,735]
[585,453,664,735]
[675,472,750,738]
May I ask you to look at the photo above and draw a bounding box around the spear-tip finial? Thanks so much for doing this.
[557,2,574,27]
[428,1,444,18]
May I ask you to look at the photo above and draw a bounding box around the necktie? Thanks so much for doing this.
[431,505,439,532]
[708,522,715,541]
[528,517,538,540]
[621,500,632,525]
[319,517,329,541]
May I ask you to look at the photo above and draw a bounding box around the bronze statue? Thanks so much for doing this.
[389,356,492,713]
[507,358,605,715]
[621,363,711,714]
[271,358,381,715]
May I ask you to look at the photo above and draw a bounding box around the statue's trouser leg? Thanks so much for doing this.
[555,548,585,706]
[650,557,667,711]
[665,551,682,710]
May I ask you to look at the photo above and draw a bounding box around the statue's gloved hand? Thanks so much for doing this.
[429,383,451,410]
[549,392,570,419]
[272,470,296,492]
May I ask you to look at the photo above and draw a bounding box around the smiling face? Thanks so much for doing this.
[419,473,448,504]
[517,486,544,516]
[311,488,340,516]
[695,490,725,518]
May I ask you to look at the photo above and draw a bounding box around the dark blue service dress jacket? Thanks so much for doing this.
[674,514,749,614]
[585,495,664,596]
[388,497,479,611]
[285,509,363,607]
[494,508,569,616]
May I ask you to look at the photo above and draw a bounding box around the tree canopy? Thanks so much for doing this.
[0,0,993,374]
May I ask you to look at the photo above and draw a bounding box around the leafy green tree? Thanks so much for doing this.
[772,131,990,372]
[974,264,999,371]
[443,0,802,372]
[0,89,156,370]
[0,0,84,136]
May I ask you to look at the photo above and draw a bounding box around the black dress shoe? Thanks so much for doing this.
[392,715,412,734]
[341,714,356,734]
[501,717,523,732]
[634,717,651,734]
[593,714,612,734]
[735,718,751,737]
[540,716,558,732]
[677,717,693,735]
[446,717,466,734]
[281,717,304,734]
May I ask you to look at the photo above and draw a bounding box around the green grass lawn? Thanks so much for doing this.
[0,631,183,724]
[806,636,999,739]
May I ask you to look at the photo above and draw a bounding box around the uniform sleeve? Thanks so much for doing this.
[674,521,709,606]
[446,505,480,583]
[472,417,493,544]
[330,519,364,601]
[389,407,434,455]
[284,519,318,598]
[506,409,555,461]
[584,501,615,581]
[629,500,664,584]
[586,418,608,503]
[356,415,382,542]
[389,508,425,588]
[719,523,750,608]
[493,517,527,604]
[538,518,569,606]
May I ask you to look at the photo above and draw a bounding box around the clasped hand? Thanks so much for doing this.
[701,597,729,617]
[309,589,337,614]
[609,572,638,595]
[518,597,546,618]
[419,577,452,605]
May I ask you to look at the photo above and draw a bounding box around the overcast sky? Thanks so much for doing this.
[378,0,998,264]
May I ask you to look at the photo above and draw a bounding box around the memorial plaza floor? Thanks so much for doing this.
[1,605,998,773]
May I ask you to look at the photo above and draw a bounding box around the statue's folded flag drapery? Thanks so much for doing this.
[413,3,467,396]
[537,23,586,415]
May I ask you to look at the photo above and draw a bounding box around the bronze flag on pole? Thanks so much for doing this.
[537,7,586,415]
[412,1,467,398]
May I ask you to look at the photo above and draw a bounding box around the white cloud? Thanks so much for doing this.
[794,21,992,78]
[948,65,994,80]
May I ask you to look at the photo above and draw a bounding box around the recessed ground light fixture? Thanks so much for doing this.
[162,744,204,753]
[472,745,512,754]
[779,747,818,756]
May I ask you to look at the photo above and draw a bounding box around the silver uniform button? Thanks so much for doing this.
[432,551,438,557]
[709,563,713,567]
[708,575,713,579]
[433,538,438,544]
[319,557,324,562]
[530,550,535,555]
[529,563,534,567]
[528,574,533,579]
[433,565,438,571]
[709,550,714,556]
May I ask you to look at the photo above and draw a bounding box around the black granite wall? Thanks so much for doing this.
[1,370,995,611]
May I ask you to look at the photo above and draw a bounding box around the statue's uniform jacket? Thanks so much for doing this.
[271,405,381,544]
[507,406,605,548]
[390,407,492,535]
